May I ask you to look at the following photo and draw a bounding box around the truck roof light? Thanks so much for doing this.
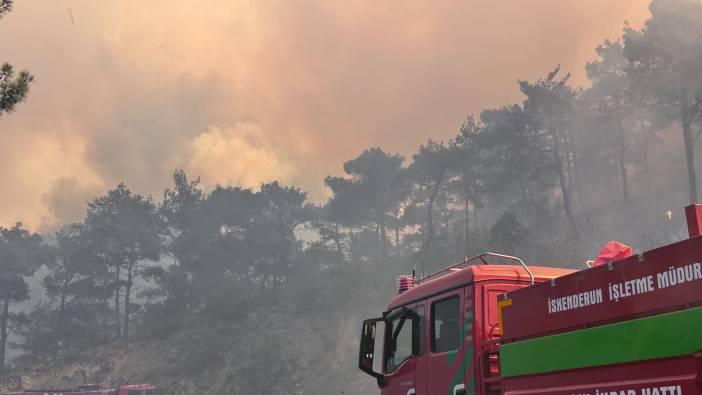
[396,275,415,294]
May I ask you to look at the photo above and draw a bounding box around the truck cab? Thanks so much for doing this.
[359,253,573,395]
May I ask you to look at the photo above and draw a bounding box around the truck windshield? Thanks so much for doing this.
[385,314,413,372]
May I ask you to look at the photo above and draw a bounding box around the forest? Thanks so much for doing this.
[1,0,702,393]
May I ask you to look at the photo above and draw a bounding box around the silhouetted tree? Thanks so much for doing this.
[0,223,43,372]
[408,141,452,257]
[43,224,101,355]
[586,39,634,201]
[520,67,580,236]
[86,184,164,340]
[490,212,527,255]
[448,117,486,256]
[479,105,551,225]
[251,182,312,289]
[624,0,702,202]
[0,1,34,118]
[0,1,12,17]
[325,148,407,260]
[158,169,208,312]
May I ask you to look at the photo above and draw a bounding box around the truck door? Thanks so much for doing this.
[424,288,468,395]
[413,302,427,395]
[481,284,511,342]
[382,303,422,395]
[476,282,520,393]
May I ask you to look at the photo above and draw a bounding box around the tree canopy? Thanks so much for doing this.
[0,1,33,118]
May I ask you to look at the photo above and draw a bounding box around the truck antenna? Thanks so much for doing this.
[420,254,425,280]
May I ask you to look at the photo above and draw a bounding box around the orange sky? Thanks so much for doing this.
[0,0,651,232]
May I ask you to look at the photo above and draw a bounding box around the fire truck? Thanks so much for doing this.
[3,383,155,395]
[359,204,702,395]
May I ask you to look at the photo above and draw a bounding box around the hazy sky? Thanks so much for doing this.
[0,0,651,232]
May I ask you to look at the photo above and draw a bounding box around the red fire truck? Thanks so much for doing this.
[4,383,155,395]
[359,205,702,395]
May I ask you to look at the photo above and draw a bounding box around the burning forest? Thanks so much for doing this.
[1,0,702,394]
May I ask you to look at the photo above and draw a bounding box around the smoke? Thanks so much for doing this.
[40,177,102,230]
[0,0,650,231]
[185,124,297,189]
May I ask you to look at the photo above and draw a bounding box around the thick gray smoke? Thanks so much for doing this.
[0,0,650,231]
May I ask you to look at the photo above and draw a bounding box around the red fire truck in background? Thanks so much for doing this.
[359,204,702,395]
[3,383,155,395]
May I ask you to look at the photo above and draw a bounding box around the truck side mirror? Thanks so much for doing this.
[359,318,385,387]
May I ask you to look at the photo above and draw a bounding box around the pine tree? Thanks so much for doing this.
[0,0,34,118]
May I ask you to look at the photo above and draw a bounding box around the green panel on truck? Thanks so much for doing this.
[500,306,702,377]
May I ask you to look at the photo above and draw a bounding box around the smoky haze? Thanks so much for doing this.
[0,0,650,231]
[7,1,702,394]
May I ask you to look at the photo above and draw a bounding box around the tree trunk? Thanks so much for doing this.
[379,219,388,261]
[473,201,478,231]
[616,121,630,201]
[518,180,529,203]
[557,158,579,237]
[422,176,444,255]
[123,261,133,340]
[58,280,68,324]
[54,272,71,357]
[100,267,110,343]
[443,201,450,235]
[643,135,652,192]
[572,153,587,212]
[639,117,653,192]
[114,282,121,339]
[464,191,470,258]
[0,293,10,373]
[333,222,342,261]
[259,273,268,295]
[390,206,401,249]
[563,128,576,196]
[682,114,698,203]
[553,130,579,237]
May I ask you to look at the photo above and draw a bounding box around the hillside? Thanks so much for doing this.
[11,307,376,395]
